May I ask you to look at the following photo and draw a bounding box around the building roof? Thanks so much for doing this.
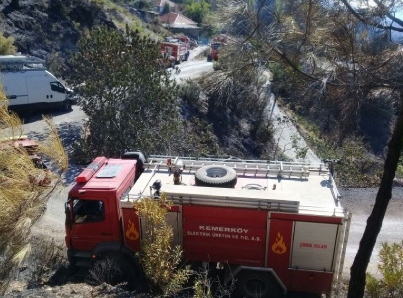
[159,12,199,28]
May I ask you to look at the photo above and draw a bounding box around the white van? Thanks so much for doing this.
[0,55,72,113]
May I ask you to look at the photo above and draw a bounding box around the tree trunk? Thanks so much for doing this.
[347,95,403,297]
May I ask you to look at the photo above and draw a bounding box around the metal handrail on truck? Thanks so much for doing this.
[145,155,329,179]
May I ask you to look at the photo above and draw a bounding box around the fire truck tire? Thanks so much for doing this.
[195,165,237,188]
[233,270,284,298]
[94,253,141,291]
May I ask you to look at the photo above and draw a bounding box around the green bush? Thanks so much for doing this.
[179,79,201,106]
[366,241,403,297]
[134,195,192,296]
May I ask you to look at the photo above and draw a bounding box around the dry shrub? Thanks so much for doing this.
[29,239,68,285]
[38,116,69,172]
[0,98,68,293]
[193,264,234,298]
[87,256,125,287]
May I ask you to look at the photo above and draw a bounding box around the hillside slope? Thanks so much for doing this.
[0,1,129,67]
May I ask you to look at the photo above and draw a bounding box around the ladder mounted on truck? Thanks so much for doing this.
[144,155,329,179]
[123,153,343,216]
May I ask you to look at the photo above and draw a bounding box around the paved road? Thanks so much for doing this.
[170,46,213,81]
[340,187,403,279]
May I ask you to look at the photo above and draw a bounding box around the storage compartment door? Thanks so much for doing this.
[291,222,338,271]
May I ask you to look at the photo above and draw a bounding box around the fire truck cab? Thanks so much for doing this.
[207,35,227,61]
[65,154,350,297]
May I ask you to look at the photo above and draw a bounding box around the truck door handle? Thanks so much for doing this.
[100,232,111,236]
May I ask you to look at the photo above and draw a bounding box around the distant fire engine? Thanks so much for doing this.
[65,153,351,297]
[207,34,227,61]
[160,36,190,68]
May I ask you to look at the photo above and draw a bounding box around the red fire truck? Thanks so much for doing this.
[207,34,227,61]
[174,35,191,53]
[160,38,189,68]
[65,153,350,297]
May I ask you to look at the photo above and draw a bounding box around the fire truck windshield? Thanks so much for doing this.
[72,199,105,224]
[211,43,220,50]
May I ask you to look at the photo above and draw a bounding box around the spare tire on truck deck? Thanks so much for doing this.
[194,165,237,188]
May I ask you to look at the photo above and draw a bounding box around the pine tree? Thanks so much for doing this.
[66,26,180,158]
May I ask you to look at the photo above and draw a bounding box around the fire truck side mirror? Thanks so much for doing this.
[65,201,72,229]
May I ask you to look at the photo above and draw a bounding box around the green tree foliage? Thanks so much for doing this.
[200,42,273,157]
[162,2,171,14]
[215,0,403,296]
[0,33,16,55]
[133,195,192,296]
[221,0,401,149]
[184,0,211,25]
[65,25,180,158]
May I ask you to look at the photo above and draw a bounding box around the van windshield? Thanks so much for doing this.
[50,81,66,93]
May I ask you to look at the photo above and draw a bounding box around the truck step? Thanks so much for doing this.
[75,260,93,267]
[73,251,92,258]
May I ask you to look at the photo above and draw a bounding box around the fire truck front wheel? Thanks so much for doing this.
[233,270,285,298]
[195,165,237,188]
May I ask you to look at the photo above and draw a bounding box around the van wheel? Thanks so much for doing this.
[195,165,237,188]
[62,100,71,112]
[233,270,284,298]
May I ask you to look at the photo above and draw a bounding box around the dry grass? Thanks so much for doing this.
[0,97,68,293]
[39,116,69,172]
